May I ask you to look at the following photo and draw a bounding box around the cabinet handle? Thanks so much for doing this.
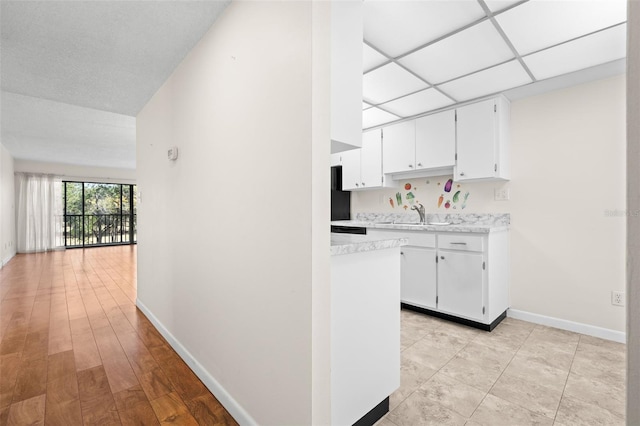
[440,256,445,260]
[460,172,465,176]
[362,182,366,186]
[417,163,423,167]
[400,251,404,255]
[355,183,359,187]
[450,242,467,245]
[408,164,413,168]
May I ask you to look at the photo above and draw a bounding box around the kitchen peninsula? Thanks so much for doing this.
[330,233,407,425]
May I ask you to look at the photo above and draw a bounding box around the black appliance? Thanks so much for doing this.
[330,166,367,234]
[331,166,350,221]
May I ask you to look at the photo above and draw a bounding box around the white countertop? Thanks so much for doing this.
[331,220,508,234]
[330,233,408,256]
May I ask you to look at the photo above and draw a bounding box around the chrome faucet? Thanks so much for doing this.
[411,203,426,224]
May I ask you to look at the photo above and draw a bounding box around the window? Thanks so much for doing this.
[63,181,137,247]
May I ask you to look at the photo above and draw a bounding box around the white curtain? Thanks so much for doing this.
[15,173,64,253]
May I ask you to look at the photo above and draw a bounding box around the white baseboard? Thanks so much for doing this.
[136,299,257,426]
[2,252,15,268]
[507,308,626,344]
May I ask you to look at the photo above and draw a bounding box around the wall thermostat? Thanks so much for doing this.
[168,147,178,161]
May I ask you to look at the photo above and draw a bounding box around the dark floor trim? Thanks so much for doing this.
[401,303,507,331]
[353,397,389,426]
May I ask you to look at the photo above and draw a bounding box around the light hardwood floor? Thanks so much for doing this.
[0,246,237,425]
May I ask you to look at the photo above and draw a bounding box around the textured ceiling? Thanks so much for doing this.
[0,0,230,169]
[2,92,136,169]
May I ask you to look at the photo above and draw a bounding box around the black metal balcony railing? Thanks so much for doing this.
[56,214,137,248]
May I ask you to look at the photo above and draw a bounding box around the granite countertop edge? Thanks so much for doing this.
[331,220,509,234]
[331,235,408,256]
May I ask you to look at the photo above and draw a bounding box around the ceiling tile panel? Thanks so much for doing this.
[381,88,455,118]
[524,24,627,81]
[363,107,399,129]
[398,20,515,84]
[495,0,627,55]
[484,0,524,13]
[438,60,532,101]
[363,62,428,104]
[363,43,388,73]
[363,0,486,58]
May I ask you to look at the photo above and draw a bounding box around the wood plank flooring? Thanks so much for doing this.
[0,246,237,426]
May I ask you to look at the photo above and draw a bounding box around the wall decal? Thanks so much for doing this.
[406,192,415,204]
[395,192,402,207]
[404,183,411,190]
[453,190,461,203]
[389,197,394,208]
[438,195,444,208]
[444,178,453,193]
[445,200,451,209]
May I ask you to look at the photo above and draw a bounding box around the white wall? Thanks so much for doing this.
[353,75,626,334]
[136,2,330,425]
[14,159,135,184]
[0,144,16,266]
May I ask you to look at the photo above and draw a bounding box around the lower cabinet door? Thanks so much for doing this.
[437,251,484,321]
[401,247,436,309]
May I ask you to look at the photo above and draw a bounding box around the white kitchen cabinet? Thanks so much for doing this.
[330,152,343,167]
[341,129,384,190]
[401,247,437,309]
[455,96,510,181]
[438,250,485,321]
[368,227,509,329]
[367,229,437,309]
[415,109,456,170]
[382,121,415,174]
[331,1,363,153]
[341,149,362,191]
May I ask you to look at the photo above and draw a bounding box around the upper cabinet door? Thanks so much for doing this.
[360,129,382,189]
[341,149,362,191]
[331,2,363,152]
[456,99,496,180]
[382,121,416,174]
[415,110,455,170]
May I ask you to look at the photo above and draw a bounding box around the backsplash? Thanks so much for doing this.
[351,174,508,215]
[387,177,470,211]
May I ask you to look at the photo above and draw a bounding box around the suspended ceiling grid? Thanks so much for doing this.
[362,0,628,130]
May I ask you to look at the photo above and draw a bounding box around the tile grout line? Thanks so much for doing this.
[552,332,581,424]
[463,322,535,422]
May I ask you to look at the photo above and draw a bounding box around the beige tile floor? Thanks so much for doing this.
[377,309,626,426]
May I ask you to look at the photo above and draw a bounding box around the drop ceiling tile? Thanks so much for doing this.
[485,0,523,13]
[524,24,627,81]
[438,60,532,102]
[363,62,428,104]
[363,0,486,57]
[362,107,399,129]
[381,89,455,118]
[363,43,388,73]
[398,20,514,84]
[495,0,627,55]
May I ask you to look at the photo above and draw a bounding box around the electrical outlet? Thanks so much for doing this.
[612,291,625,306]
[494,188,510,201]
